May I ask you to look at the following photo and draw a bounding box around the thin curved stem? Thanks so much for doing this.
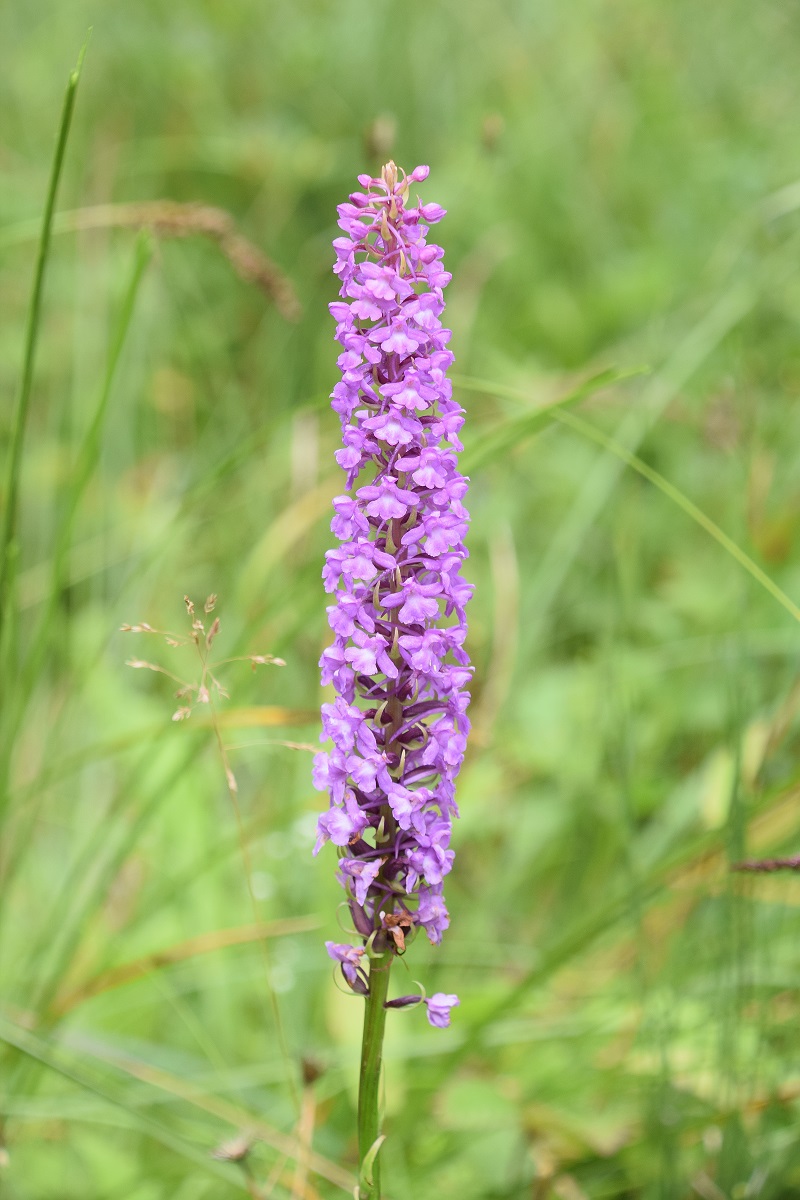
[553,407,800,626]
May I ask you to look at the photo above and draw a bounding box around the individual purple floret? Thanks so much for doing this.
[424,993,460,1029]
[315,162,472,1022]
[325,941,368,994]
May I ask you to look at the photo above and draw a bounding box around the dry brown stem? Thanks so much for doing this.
[57,201,301,319]
[52,915,321,1015]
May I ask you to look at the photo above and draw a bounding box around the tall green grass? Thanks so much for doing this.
[3,1,800,1197]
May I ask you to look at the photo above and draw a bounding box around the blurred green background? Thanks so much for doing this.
[3,1,800,1197]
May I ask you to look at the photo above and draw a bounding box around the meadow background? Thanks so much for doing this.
[3,2,800,1197]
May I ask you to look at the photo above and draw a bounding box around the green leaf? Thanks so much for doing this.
[358,1134,386,1191]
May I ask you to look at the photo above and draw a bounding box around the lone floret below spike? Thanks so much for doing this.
[314,162,472,1029]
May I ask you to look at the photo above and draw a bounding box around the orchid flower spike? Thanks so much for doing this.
[315,163,472,1028]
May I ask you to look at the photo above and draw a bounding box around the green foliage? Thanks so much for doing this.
[4,1,800,1197]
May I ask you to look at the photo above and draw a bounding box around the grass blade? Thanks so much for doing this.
[0,236,152,827]
[0,38,88,647]
[462,357,800,631]
[457,287,754,651]
[0,1017,251,1191]
[453,774,800,1061]
[52,915,322,1016]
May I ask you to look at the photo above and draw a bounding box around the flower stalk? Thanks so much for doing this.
[357,952,392,1199]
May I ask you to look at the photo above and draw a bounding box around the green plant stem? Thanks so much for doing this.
[358,953,392,1199]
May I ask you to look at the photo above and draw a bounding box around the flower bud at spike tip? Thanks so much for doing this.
[315,164,472,1021]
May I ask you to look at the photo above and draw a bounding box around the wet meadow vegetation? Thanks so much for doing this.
[4,1,800,1196]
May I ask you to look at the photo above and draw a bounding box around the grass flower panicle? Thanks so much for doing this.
[315,162,472,1028]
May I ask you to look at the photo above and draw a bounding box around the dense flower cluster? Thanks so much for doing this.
[314,162,472,1028]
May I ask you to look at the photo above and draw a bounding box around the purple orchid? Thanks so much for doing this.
[314,161,472,1027]
[318,161,471,1198]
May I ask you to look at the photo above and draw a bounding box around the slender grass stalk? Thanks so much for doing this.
[0,38,88,649]
[21,234,151,688]
[458,365,648,472]
[0,38,90,860]
[0,235,152,836]
[457,373,800,626]
[553,407,800,626]
[455,284,752,649]
[357,954,392,1199]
